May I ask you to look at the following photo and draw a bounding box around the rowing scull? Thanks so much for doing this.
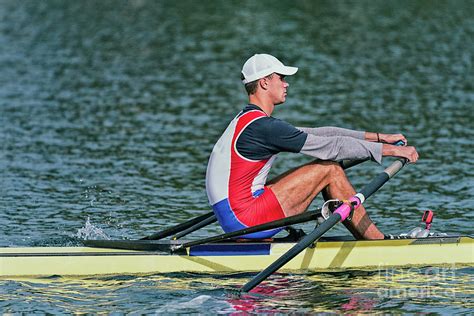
[1,236,472,278]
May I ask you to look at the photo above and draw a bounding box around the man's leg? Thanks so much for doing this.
[267,160,384,240]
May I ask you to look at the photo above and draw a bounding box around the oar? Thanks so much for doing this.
[171,209,322,251]
[339,158,369,169]
[141,211,216,240]
[171,215,218,240]
[240,158,407,293]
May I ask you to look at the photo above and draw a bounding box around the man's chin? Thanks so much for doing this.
[275,98,286,105]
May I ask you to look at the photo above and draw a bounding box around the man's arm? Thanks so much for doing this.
[297,126,365,139]
[245,119,418,163]
[300,134,419,164]
[299,134,383,163]
[298,127,409,145]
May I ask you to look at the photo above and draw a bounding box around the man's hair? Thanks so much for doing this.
[241,73,274,95]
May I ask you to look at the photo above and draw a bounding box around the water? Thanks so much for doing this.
[1,267,473,313]
[1,0,473,313]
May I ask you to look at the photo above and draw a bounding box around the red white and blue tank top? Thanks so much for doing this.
[206,104,307,213]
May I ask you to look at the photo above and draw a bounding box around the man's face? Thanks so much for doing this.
[265,73,289,105]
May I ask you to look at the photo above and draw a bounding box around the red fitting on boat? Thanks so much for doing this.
[422,210,434,230]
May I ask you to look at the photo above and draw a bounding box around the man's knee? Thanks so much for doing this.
[308,160,345,176]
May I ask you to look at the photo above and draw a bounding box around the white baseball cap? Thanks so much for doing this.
[241,54,298,84]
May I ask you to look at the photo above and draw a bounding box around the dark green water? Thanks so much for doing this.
[1,0,473,313]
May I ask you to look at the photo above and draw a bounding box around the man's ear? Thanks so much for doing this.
[258,78,268,90]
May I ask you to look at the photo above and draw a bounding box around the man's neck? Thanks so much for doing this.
[248,94,274,116]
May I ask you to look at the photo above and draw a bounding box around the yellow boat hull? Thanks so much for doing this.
[1,236,473,278]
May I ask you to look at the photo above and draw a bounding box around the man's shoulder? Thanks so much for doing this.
[262,116,298,132]
[246,116,304,141]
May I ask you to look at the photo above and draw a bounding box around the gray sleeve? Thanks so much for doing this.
[297,126,365,139]
[300,134,383,164]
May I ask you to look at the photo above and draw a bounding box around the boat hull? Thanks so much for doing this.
[1,236,473,278]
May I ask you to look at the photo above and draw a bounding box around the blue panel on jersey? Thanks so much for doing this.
[212,197,283,239]
[189,243,271,256]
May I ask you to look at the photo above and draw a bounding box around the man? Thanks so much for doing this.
[206,54,419,240]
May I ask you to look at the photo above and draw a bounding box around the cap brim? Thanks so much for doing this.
[276,65,298,76]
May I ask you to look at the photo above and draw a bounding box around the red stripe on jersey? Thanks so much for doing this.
[228,110,269,221]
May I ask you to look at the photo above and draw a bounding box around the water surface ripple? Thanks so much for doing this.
[0,0,473,313]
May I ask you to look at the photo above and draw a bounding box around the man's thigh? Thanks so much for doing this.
[267,161,340,217]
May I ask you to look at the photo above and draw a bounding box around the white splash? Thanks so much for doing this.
[155,295,233,313]
[76,217,110,240]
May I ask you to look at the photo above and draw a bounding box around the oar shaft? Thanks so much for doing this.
[172,215,218,240]
[175,210,321,250]
[141,211,215,240]
[339,158,369,169]
[359,159,406,200]
[241,213,341,293]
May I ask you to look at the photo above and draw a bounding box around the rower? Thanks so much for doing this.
[205,53,419,240]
